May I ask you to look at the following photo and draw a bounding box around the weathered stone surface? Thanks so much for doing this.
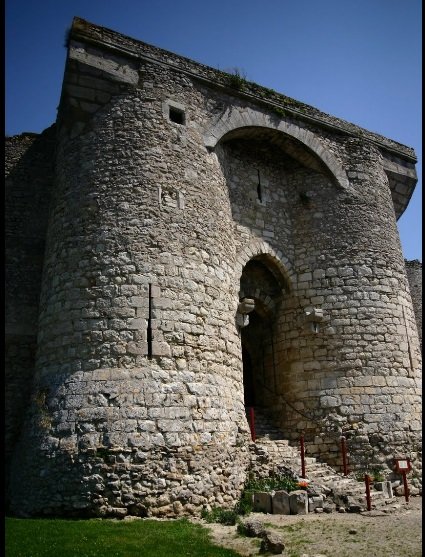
[260,531,285,554]
[238,518,266,538]
[5,127,56,489]
[308,495,324,513]
[289,490,309,515]
[253,492,272,514]
[374,481,393,499]
[405,259,422,350]
[5,16,422,518]
[272,490,291,515]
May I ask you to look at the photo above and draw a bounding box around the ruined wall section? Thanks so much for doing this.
[405,259,422,351]
[5,128,55,486]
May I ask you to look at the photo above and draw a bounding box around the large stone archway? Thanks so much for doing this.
[204,107,349,190]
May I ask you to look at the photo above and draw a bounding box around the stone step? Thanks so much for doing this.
[247,407,287,441]
[294,457,317,465]
[312,475,346,484]
[305,462,334,471]
[256,439,290,446]
[249,430,398,514]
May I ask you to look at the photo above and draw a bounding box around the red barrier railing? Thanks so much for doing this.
[402,471,410,502]
[300,435,306,478]
[340,436,349,476]
[365,474,372,511]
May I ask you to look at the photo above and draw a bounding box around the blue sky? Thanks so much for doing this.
[6,0,422,261]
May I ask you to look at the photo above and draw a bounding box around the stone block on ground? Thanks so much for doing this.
[253,491,272,513]
[272,490,290,514]
[308,495,324,512]
[289,490,308,515]
[374,480,393,498]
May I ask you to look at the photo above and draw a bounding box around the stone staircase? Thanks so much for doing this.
[247,407,396,512]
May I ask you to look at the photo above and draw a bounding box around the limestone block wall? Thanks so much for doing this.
[405,259,422,350]
[214,120,421,478]
[272,140,422,476]
[9,49,251,518]
[7,17,422,517]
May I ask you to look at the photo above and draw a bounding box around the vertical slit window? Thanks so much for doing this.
[257,169,262,202]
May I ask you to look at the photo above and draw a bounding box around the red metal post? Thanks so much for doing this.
[364,474,372,511]
[402,471,409,502]
[300,435,306,478]
[340,436,348,476]
[249,407,256,442]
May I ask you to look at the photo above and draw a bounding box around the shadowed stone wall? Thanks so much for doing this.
[5,128,55,493]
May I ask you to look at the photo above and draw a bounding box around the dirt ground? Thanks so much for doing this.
[198,496,422,557]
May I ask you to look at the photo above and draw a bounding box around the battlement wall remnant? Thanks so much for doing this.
[6,17,421,518]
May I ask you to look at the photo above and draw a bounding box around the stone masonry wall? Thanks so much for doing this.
[7,19,422,517]
[5,128,55,491]
[216,124,421,478]
[405,259,422,350]
[9,52,251,518]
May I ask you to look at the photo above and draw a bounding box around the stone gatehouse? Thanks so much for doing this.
[5,17,421,517]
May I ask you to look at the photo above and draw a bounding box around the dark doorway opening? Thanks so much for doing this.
[239,256,285,418]
[241,308,268,408]
[242,344,255,406]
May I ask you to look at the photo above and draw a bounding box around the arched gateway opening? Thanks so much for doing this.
[238,256,287,429]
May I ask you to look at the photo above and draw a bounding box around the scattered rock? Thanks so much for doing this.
[238,518,266,538]
[395,485,420,497]
[259,530,285,554]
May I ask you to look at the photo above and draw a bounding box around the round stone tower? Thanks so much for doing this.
[8,18,421,517]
